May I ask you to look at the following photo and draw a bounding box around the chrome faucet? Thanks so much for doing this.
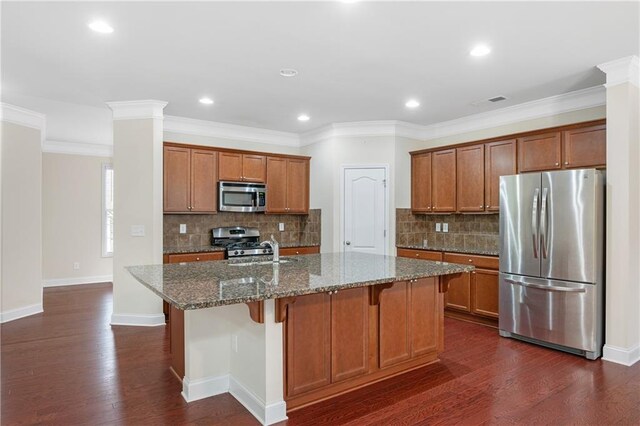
[260,234,280,262]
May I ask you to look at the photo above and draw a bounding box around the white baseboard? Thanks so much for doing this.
[181,374,230,403]
[43,275,113,287]
[229,377,287,425]
[603,344,640,366]
[1,303,43,323]
[110,313,165,327]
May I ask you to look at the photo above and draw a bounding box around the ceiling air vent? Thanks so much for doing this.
[488,95,507,103]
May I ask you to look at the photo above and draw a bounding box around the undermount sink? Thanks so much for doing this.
[228,257,298,267]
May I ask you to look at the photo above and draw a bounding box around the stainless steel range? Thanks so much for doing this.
[212,227,273,258]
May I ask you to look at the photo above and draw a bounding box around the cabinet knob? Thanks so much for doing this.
[472,271,476,274]
[415,254,419,257]
[555,162,559,166]
[468,259,473,263]
[196,257,200,261]
[296,251,300,255]
[479,205,483,209]
[565,161,569,165]
[486,205,489,208]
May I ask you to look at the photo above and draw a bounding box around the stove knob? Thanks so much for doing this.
[233,250,239,256]
[263,249,267,253]
[240,250,245,255]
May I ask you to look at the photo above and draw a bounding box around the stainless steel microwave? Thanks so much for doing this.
[218,181,267,212]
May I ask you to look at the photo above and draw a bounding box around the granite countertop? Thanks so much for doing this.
[397,245,499,257]
[127,252,473,310]
[163,243,320,255]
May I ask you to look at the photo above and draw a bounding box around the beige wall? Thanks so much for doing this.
[42,153,113,284]
[1,121,42,320]
[163,132,300,156]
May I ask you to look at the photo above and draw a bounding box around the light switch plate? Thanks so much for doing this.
[443,223,449,232]
[279,223,285,231]
[435,223,442,232]
[179,224,187,234]
[131,225,145,237]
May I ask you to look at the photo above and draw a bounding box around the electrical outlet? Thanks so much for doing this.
[73,262,80,270]
[232,335,238,353]
[279,223,285,231]
[130,225,145,237]
[443,223,449,232]
[435,223,442,232]
[179,224,187,234]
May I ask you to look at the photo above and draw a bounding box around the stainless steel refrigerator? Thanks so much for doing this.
[498,169,605,359]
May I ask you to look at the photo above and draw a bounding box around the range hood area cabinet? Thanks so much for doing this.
[265,156,309,214]
[163,145,218,213]
[410,120,605,214]
[163,142,311,215]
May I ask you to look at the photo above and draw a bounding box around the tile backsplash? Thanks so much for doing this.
[396,208,499,252]
[164,209,321,249]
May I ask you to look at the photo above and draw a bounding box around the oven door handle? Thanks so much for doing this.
[505,278,586,293]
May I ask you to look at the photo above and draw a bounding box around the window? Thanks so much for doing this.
[102,163,114,257]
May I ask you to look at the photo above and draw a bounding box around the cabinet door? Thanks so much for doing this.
[266,157,288,213]
[167,252,225,263]
[562,125,606,169]
[471,269,499,319]
[379,281,411,368]
[287,159,309,213]
[190,149,217,213]
[485,139,517,212]
[286,292,331,396]
[242,154,266,182]
[218,152,243,181]
[456,144,485,212]
[431,149,456,212]
[518,132,562,172]
[279,246,319,256]
[411,153,432,212]
[163,146,191,212]
[410,278,438,357]
[396,248,442,261]
[331,287,369,382]
[444,272,471,312]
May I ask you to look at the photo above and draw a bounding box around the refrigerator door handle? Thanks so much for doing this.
[504,278,586,293]
[531,188,540,259]
[540,188,549,259]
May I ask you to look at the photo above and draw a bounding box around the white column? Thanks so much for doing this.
[106,100,167,326]
[597,56,640,366]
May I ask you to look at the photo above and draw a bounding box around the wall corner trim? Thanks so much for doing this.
[181,374,230,403]
[110,313,165,327]
[603,344,640,366]
[0,303,44,323]
[597,55,640,88]
[0,103,46,130]
[43,140,113,157]
[106,100,168,120]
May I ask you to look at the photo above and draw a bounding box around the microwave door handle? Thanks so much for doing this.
[540,188,549,259]
[531,188,539,259]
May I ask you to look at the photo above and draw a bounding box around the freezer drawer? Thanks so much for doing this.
[499,273,602,356]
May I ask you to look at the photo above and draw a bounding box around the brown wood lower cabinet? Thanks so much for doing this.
[280,246,320,256]
[284,278,442,410]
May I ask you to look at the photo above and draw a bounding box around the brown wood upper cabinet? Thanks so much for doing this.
[518,132,562,172]
[562,124,606,169]
[164,146,217,213]
[218,152,266,183]
[266,157,309,214]
[411,153,432,212]
[485,139,517,212]
[456,144,485,212]
[431,149,456,212]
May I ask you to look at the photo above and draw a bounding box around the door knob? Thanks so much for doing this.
[345,241,351,245]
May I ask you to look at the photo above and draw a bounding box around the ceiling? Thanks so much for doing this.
[2,1,638,133]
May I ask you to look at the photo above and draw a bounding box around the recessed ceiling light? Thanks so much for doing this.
[405,100,420,108]
[199,97,214,105]
[88,21,114,34]
[297,114,310,122]
[470,44,491,57]
[280,68,299,77]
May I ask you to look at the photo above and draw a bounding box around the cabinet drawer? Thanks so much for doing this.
[397,248,443,261]
[443,253,498,270]
[280,246,320,256]
[167,252,225,263]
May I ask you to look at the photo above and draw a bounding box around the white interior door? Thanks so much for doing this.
[343,167,387,255]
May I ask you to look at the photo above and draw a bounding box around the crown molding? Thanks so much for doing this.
[300,120,424,146]
[598,55,640,89]
[163,115,300,147]
[0,103,46,130]
[43,139,113,157]
[419,85,606,141]
[106,100,168,120]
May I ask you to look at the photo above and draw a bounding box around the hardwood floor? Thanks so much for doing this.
[2,283,639,425]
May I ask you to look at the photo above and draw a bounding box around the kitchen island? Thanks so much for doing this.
[128,252,472,425]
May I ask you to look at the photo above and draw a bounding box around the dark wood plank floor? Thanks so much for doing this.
[2,283,638,425]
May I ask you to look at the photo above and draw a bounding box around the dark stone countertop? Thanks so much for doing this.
[163,243,320,255]
[397,245,499,257]
[127,252,473,310]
